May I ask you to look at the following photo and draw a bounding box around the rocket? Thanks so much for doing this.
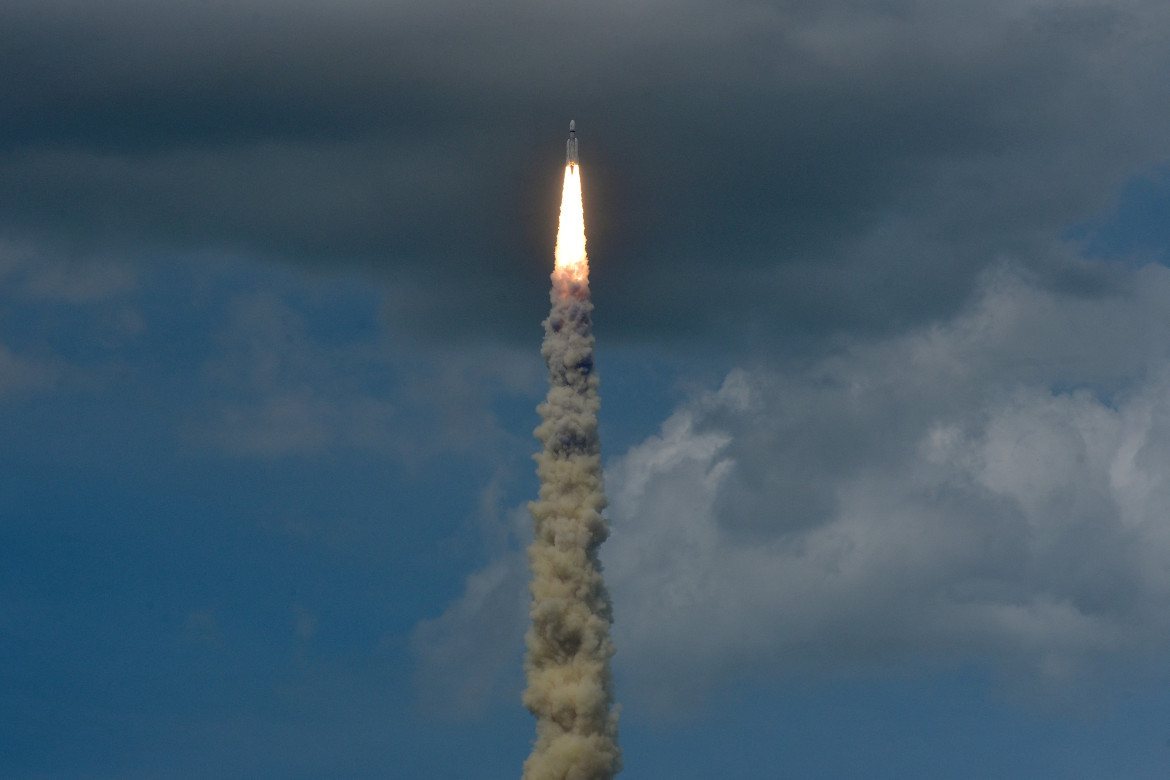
[566,120,579,165]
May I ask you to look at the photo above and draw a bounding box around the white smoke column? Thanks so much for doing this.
[522,161,622,779]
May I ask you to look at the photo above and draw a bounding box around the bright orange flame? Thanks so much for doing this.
[553,163,587,293]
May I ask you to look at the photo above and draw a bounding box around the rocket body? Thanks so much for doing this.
[566,119,579,165]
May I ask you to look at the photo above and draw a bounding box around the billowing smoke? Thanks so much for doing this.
[521,152,622,778]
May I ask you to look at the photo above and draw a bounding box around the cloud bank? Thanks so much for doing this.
[4,0,1170,344]
[421,261,1170,711]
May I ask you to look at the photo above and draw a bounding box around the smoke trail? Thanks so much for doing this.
[522,160,621,779]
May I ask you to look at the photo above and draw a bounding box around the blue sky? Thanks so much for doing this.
[6,1,1170,777]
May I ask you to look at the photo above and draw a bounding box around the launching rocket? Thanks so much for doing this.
[566,120,579,165]
[524,118,620,778]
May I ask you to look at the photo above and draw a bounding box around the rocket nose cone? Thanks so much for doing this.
[569,120,575,132]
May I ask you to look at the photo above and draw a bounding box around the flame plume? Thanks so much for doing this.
[522,161,622,779]
[553,164,588,289]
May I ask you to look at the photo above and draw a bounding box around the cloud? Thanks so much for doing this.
[194,289,541,459]
[207,393,356,457]
[4,0,1170,344]
[0,240,144,403]
[0,341,62,400]
[411,555,530,719]
[603,261,1170,708]
[421,260,1170,713]
[410,496,532,720]
[0,239,137,302]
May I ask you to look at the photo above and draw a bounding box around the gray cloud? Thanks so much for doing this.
[411,554,529,719]
[0,241,141,400]
[603,260,1170,708]
[423,259,1170,713]
[411,498,531,719]
[4,0,1169,345]
[0,238,137,302]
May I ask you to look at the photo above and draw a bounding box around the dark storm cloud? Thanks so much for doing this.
[3,0,1169,344]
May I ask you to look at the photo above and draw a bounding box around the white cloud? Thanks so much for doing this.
[410,492,533,719]
[410,554,530,719]
[419,261,1170,714]
[602,263,1170,708]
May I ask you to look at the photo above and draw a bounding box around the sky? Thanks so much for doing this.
[5,0,1170,776]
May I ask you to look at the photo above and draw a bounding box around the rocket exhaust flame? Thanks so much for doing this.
[522,125,622,779]
[553,164,588,291]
